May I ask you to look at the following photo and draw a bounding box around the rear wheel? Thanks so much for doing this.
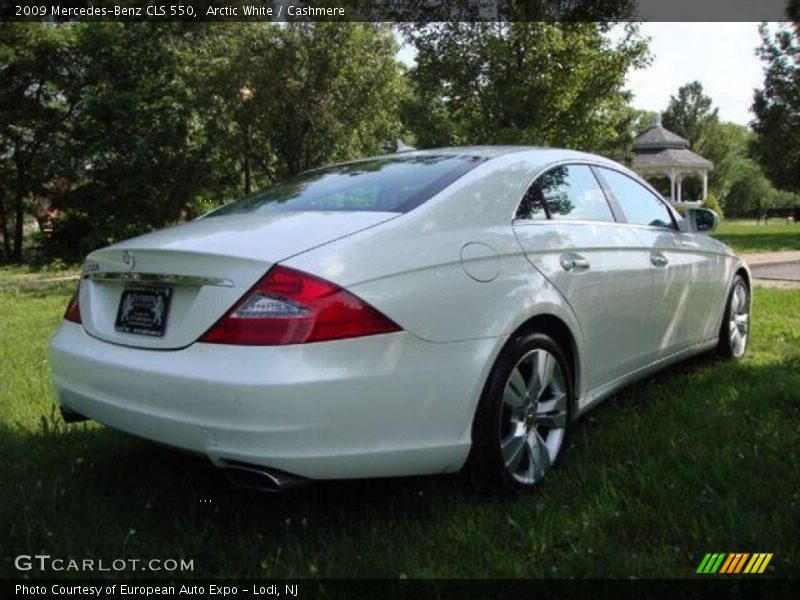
[469,331,572,494]
[718,275,750,359]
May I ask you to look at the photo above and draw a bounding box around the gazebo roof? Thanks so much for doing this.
[632,117,713,172]
[633,148,713,171]
[633,124,689,150]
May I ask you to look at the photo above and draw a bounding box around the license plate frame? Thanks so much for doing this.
[114,285,173,337]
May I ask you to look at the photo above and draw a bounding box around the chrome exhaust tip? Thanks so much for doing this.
[222,460,308,493]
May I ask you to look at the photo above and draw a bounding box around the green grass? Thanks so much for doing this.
[1,281,798,580]
[0,263,80,288]
[713,219,800,254]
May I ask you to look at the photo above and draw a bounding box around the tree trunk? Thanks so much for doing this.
[244,121,252,195]
[0,188,10,262]
[13,190,24,263]
[12,162,26,263]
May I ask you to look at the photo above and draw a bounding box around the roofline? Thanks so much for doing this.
[300,146,561,174]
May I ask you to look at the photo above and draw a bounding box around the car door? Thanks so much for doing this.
[667,228,729,344]
[512,163,655,392]
[594,166,717,358]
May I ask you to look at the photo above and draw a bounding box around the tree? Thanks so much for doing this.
[399,22,649,156]
[724,159,775,216]
[0,24,76,262]
[14,22,407,260]
[259,23,406,177]
[661,81,718,146]
[44,23,214,259]
[661,81,739,199]
[751,17,800,193]
[189,23,407,201]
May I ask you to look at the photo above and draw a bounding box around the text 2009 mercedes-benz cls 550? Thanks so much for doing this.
[49,147,751,493]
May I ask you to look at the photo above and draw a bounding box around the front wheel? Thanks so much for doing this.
[718,275,750,359]
[469,331,572,494]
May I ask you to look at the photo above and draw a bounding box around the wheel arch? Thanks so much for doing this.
[511,313,581,418]
[735,265,751,291]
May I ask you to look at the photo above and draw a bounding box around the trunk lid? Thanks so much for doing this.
[78,211,398,349]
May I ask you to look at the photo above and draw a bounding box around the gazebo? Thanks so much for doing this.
[632,116,713,207]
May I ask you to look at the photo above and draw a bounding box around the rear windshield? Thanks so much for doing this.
[206,155,482,216]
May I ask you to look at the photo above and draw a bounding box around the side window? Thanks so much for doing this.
[598,168,675,229]
[516,165,615,222]
[516,179,548,220]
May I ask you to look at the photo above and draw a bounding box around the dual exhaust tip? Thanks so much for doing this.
[221,460,308,493]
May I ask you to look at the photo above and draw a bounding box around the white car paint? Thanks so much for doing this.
[78,211,398,350]
[49,146,749,485]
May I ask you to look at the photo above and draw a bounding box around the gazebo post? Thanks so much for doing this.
[702,171,708,202]
[676,174,682,203]
[668,169,675,202]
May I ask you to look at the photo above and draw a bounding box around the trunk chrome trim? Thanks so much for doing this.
[83,272,235,288]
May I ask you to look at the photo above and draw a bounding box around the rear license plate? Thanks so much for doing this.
[115,286,172,337]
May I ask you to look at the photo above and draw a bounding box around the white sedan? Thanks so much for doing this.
[49,147,751,493]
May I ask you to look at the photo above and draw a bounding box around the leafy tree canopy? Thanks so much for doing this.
[0,22,407,261]
[0,23,77,261]
[751,15,800,193]
[399,22,649,157]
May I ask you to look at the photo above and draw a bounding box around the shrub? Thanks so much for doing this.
[704,193,724,219]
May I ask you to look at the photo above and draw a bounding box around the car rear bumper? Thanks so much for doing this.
[49,322,501,480]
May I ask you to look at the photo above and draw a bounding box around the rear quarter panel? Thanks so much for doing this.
[283,152,590,395]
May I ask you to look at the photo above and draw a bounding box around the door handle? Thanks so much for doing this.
[650,252,669,268]
[560,254,590,272]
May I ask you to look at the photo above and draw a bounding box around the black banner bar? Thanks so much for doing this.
[3,579,800,600]
[0,0,790,23]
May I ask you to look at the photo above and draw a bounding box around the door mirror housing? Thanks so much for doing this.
[685,207,719,233]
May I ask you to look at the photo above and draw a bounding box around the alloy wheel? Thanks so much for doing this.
[729,283,750,358]
[499,348,568,485]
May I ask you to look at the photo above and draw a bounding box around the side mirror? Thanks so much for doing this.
[686,208,719,233]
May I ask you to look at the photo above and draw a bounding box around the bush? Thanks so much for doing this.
[704,193,724,219]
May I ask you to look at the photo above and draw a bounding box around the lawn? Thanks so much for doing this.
[0,263,80,289]
[713,219,800,254]
[1,280,798,580]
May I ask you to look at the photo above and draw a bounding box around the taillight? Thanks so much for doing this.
[64,285,82,324]
[199,266,401,345]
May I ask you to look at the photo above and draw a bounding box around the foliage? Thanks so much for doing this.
[662,81,735,199]
[49,24,213,260]
[0,24,77,262]
[662,81,716,145]
[191,23,406,196]
[752,18,800,193]
[725,159,782,216]
[0,23,407,262]
[399,22,649,157]
[659,80,799,214]
[703,192,724,219]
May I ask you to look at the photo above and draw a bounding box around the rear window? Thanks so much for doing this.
[207,155,482,216]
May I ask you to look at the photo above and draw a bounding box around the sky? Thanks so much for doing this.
[397,23,767,127]
[626,22,765,126]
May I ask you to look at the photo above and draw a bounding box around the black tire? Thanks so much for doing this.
[718,275,750,360]
[468,331,573,495]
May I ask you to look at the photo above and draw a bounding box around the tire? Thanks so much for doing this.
[469,331,573,494]
[718,275,750,360]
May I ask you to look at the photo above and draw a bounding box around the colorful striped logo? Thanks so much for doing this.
[696,553,773,574]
